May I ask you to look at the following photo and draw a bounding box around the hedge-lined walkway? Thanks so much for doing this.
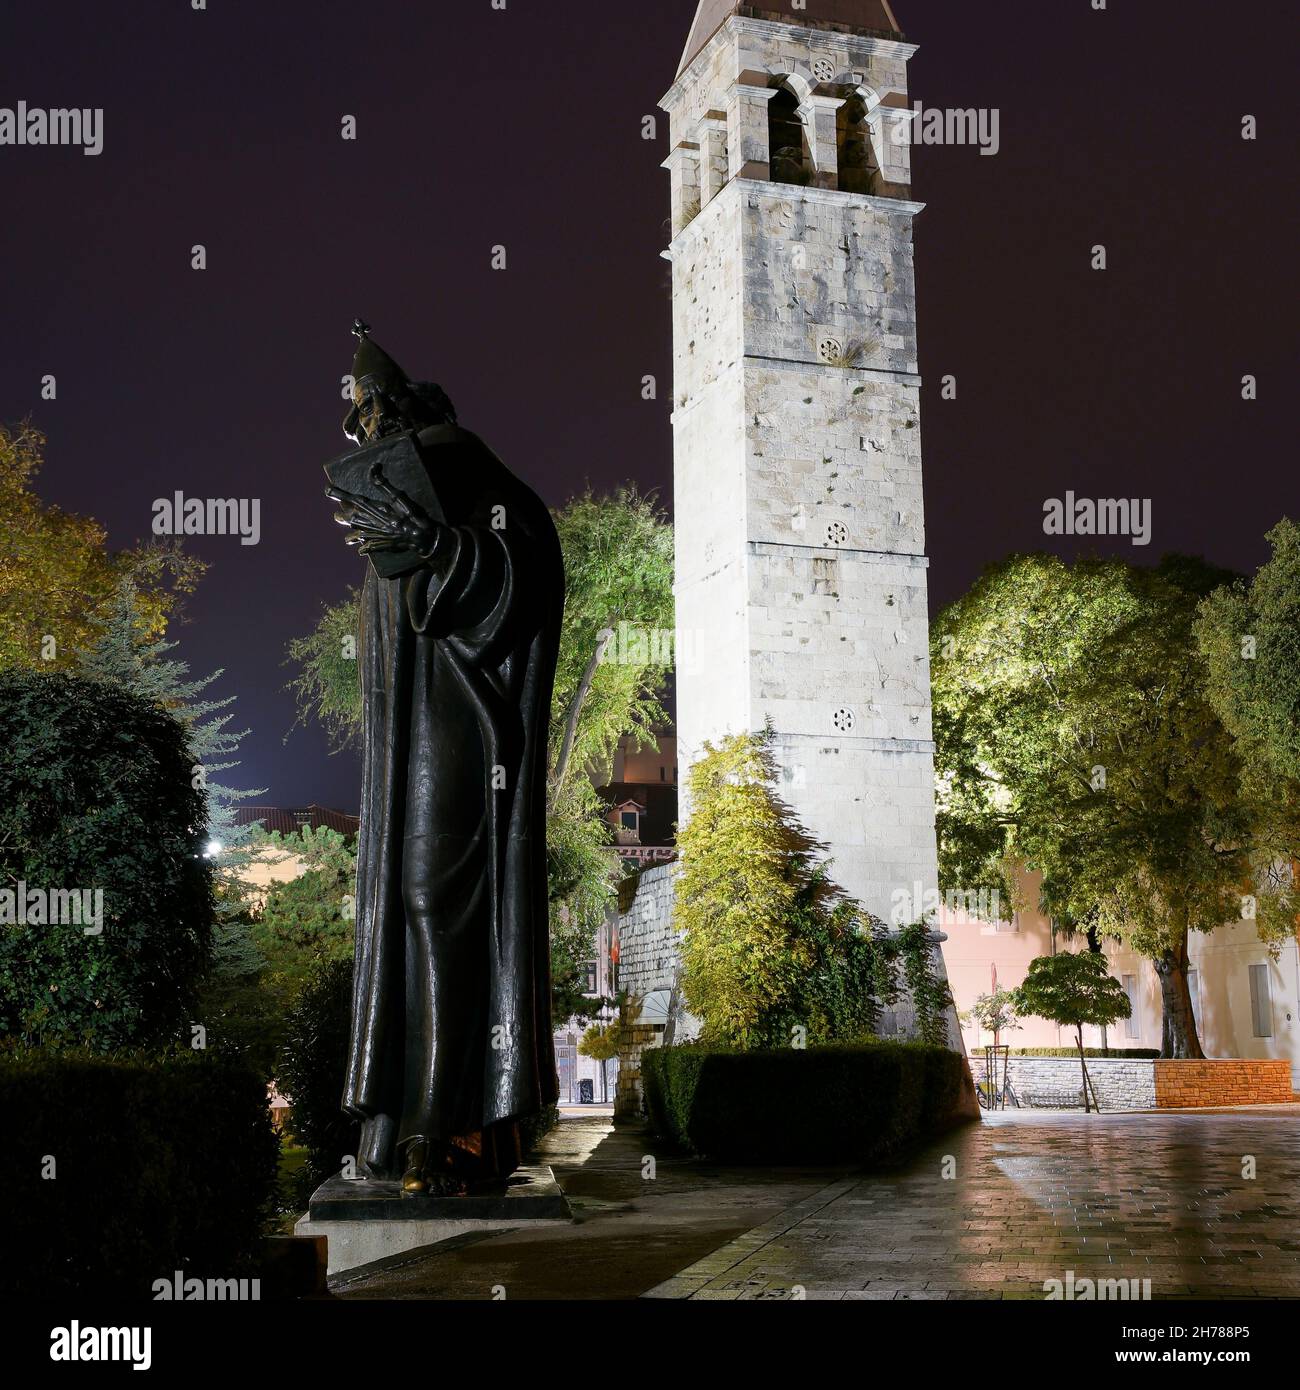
[647,1107,1300,1300]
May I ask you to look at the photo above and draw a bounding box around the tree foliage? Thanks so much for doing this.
[963,986,1021,1038]
[1014,951,1132,1033]
[1196,518,1300,787]
[545,779,616,1024]
[0,423,201,671]
[578,1020,623,1063]
[547,487,674,792]
[284,587,364,754]
[197,826,357,1076]
[248,825,356,990]
[76,577,264,909]
[1013,951,1132,1111]
[0,671,214,1049]
[932,552,1298,1058]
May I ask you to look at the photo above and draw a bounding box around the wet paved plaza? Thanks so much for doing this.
[647,1108,1300,1300]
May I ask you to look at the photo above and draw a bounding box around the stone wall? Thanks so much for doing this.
[615,862,680,1001]
[614,863,688,1121]
[978,1055,1297,1111]
[1152,1059,1294,1108]
[614,1022,662,1123]
[992,1056,1158,1111]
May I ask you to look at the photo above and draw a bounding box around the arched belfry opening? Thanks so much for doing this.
[837,92,880,195]
[768,85,810,187]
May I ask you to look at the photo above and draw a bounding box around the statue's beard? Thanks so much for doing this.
[367,411,404,441]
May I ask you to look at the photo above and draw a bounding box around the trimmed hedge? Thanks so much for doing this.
[1005,1048,1160,1059]
[643,1042,978,1165]
[1,1049,280,1296]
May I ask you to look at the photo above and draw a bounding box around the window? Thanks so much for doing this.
[1248,963,1273,1038]
[768,87,809,186]
[1187,968,1201,1035]
[836,91,880,195]
[620,810,638,830]
[1122,974,1139,1038]
[556,1043,575,1102]
[583,960,597,995]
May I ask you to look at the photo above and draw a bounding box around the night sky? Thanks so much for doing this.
[2,0,1294,813]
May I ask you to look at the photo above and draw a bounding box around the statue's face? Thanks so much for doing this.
[352,380,402,442]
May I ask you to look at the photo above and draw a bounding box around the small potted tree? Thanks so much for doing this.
[962,988,1021,1108]
[1013,953,1132,1112]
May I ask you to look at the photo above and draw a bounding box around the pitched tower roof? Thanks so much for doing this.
[678,1,903,77]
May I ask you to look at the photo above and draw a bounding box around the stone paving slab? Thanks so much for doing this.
[643,1108,1300,1301]
[331,1114,843,1299]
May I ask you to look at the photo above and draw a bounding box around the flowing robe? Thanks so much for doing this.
[341,425,562,1174]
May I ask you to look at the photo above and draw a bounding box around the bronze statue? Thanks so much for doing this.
[325,322,562,1195]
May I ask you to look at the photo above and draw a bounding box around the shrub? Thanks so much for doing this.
[519,1104,560,1157]
[250,826,357,989]
[0,670,214,1050]
[277,958,359,1207]
[642,1042,977,1164]
[0,1047,279,1296]
[675,729,942,1048]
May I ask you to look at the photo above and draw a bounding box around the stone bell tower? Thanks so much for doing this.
[663,1,946,969]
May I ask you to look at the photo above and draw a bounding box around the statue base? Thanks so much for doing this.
[294,1165,571,1277]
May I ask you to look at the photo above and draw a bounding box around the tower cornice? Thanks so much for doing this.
[662,15,917,111]
[731,15,917,66]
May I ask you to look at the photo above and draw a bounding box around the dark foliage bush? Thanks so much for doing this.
[277,957,359,1207]
[642,1042,978,1165]
[0,671,213,1049]
[0,1048,279,1296]
[519,1103,560,1156]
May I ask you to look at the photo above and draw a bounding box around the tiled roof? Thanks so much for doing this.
[597,782,678,847]
[680,1,903,77]
[234,804,360,836]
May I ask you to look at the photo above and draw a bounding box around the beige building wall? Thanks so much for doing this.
[617,735,678,784]
[234,845,311,905]
[941,872,1300,1087]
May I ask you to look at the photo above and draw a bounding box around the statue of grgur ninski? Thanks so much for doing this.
[324,321,563,1196]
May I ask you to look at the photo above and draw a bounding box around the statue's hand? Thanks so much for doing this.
[326,464,440,558]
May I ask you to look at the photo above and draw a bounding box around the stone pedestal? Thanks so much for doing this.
[294,1165,571,1277]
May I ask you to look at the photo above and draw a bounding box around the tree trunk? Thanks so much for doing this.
[550,626,615,792]
[1154,931,1204,1059]
[1076,1024,1090,1113]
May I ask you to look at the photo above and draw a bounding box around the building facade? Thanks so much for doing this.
[943,874,1300,1088]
